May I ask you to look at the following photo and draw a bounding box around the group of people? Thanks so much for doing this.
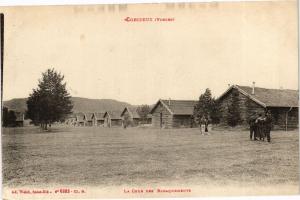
[248,111,272,142]
[197,112,272,140]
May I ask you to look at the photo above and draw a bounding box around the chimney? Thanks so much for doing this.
[252,81,255,95]
[168,98,171,106]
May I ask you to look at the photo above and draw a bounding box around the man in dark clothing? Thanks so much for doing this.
[248,113,258,140]
[204,117,209,132]
[256,113,265,141]
[264,112,272,142]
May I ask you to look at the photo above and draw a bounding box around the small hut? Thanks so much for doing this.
[103,111,122,127]
[75,113,85,126]
[15,112,24,127]
[150,99,197,128]
[83,113,93,126]
[120,107,152,127]
[91,113,105,126]
[120,107,141,127]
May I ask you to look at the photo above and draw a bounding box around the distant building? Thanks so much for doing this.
[120,107,141,127]
[103,111,122,127]
[15,112,25,127]
[150,99,197,128]
[217,84,299,129]
[91,113,105,126]
[83,113,93,126]
[75,113,85,126]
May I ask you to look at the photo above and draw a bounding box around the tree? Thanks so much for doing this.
[136,105,151,124]
[26,68,73,130]
[193,88,213,124]
[193,88,221,125]
[226,89,242,126]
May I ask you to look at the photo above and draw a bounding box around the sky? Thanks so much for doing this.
[1,1,298,105]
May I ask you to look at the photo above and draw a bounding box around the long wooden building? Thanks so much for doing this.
[217,84,299,129]
[150,99,197,128]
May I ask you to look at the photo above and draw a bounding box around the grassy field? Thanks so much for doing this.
[2,126,299,191]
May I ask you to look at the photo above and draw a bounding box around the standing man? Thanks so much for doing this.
[248,113,258,140]
[204,116,209,133]
[264,111,272,142]
[256,113,265,141]
[199,116,205,135]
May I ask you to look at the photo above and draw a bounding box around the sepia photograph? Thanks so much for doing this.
[0,0,299,199]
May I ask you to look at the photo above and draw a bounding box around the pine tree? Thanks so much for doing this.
[193,88,213,124]
[26,68,73,130]
[227,89,242,126]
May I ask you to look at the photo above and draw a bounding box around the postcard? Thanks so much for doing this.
[0,1,299,199]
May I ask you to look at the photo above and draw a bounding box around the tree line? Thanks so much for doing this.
[3,68,242,129]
